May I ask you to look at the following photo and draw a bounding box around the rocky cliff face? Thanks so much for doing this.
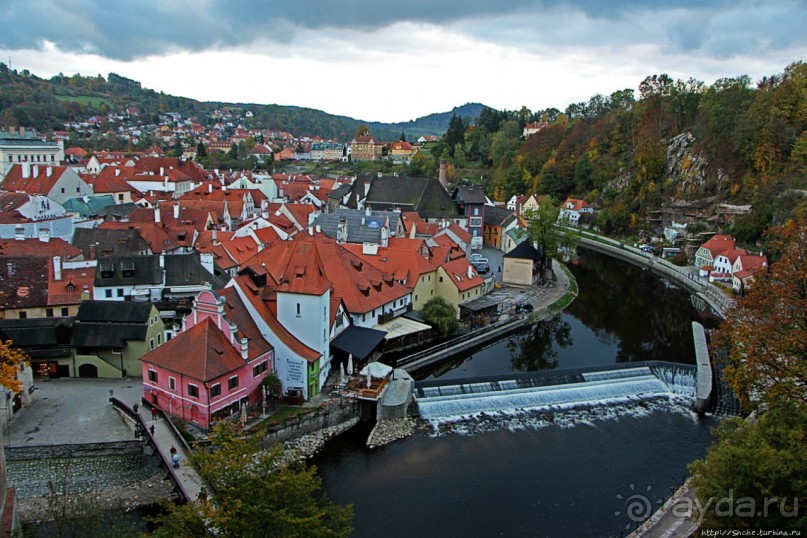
[664,132,729,198]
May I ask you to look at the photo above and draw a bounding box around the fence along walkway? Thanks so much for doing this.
[112,398,206,503]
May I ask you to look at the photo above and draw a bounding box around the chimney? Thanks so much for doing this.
[173,203,179,219]
[38,228,50,242]
[6,262,13,276]
[439,159,447,188]
[365,206,371,217]
[21,162,31,178]
[200,252,214,274]
[240,337,249,360]
[212,229,218,245]
[81,285,90,300]
[46,166,52,177]
[53,256,62,281]
[154,207,161,223]
[159,253,165,269]
[32,165,39,177]
[115,168,120,177]
[467,264,473,279]
[315,224,321,233]
[159,167,165,176]
[89,244,97,260]
[308,226,314,236]
[208,183,213,193]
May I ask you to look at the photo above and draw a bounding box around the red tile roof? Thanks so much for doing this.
[0,237,81,259]
[140,317,246,381]
[441,258,484,292]
[1,164,69,196]
[231,275,321,362]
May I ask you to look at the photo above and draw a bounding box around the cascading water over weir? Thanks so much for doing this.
[414,362,698,421]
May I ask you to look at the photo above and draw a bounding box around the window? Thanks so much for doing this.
[149,338,155,350]
[46,308,54,318]
[210,384,221,398]
[61,188,65,194]
[105,289,112,298]
[439,276,444,283]
[148,370,158,383]
[18,312,27,319]
[296,303,301,317]
[61,307,69,316]
[168,377,176,391]
[188,384,199,398]
[253,361,268,377]
[228,376,239,390]
[157,334,162,345]
[117,289,124,297]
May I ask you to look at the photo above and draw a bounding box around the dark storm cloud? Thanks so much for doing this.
[0,0,803,60]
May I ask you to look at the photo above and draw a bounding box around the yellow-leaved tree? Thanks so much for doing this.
[0,340,29,393]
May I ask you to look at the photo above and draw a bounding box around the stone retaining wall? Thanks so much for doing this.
[261,400,360,446]
[5,440,142,461]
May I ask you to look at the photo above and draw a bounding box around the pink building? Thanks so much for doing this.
[140,288,273,429]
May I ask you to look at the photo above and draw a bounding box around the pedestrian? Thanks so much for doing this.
[150,406,157,420]
[149,424,155,435]
[170,445,177,456]
[133,403,139,413]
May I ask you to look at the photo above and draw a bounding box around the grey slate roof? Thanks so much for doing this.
[76,300,154,323]
[483,206,516,226]
[453,185,487,205]
[0,317,75,347]
[94,255,163,287]
[97,202,139,220]
[312,208,401,244]
[330,325,387,359]
[164,251,227,289]
[72,300,153,347]
[503,240,544,261]
[73,228,151,257]
[345,175,460,219]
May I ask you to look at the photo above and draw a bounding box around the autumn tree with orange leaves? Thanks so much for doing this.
[715,219,807,410]
[0,339,29,394]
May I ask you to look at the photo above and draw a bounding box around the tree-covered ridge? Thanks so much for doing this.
[419,61,805,240]
[0,65,479,141]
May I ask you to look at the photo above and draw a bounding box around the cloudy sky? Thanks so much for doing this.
[1,1,804,123]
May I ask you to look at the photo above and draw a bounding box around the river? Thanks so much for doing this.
[313,248,719,537]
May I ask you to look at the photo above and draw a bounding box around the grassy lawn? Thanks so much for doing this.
[55,95,112,108]
[250,406,317,430]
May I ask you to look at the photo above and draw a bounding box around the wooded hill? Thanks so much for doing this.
[0,64,481,141]
[412,61,805,244]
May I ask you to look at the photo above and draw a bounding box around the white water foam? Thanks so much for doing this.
[416,366,699,436]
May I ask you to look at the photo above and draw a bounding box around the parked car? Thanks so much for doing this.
[476,263,490,274]
[471,257,489,266]
[515,302,534,314]
[470,253,484,262]
[639,244,655,254]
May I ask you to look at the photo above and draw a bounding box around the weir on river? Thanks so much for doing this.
[414,361,698,420]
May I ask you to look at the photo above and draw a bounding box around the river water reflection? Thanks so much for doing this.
[314,249,718,537]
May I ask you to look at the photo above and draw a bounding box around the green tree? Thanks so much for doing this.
[150,422,353,538]
[262,372,282,410]
[196,141,207,158]
[525,196,578,266]
[688,401,807,530]
[421,296,459,337]
[444,114,465,156]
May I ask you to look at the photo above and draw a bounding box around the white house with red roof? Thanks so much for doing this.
[1,163,93,205]
[559,198,593,225]
[140,288,273,429]
[522,122,549,138]
[732,252,768,294]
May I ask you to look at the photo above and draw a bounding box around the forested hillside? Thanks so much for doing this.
[0,65,477,140]
[411,62,806,242]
